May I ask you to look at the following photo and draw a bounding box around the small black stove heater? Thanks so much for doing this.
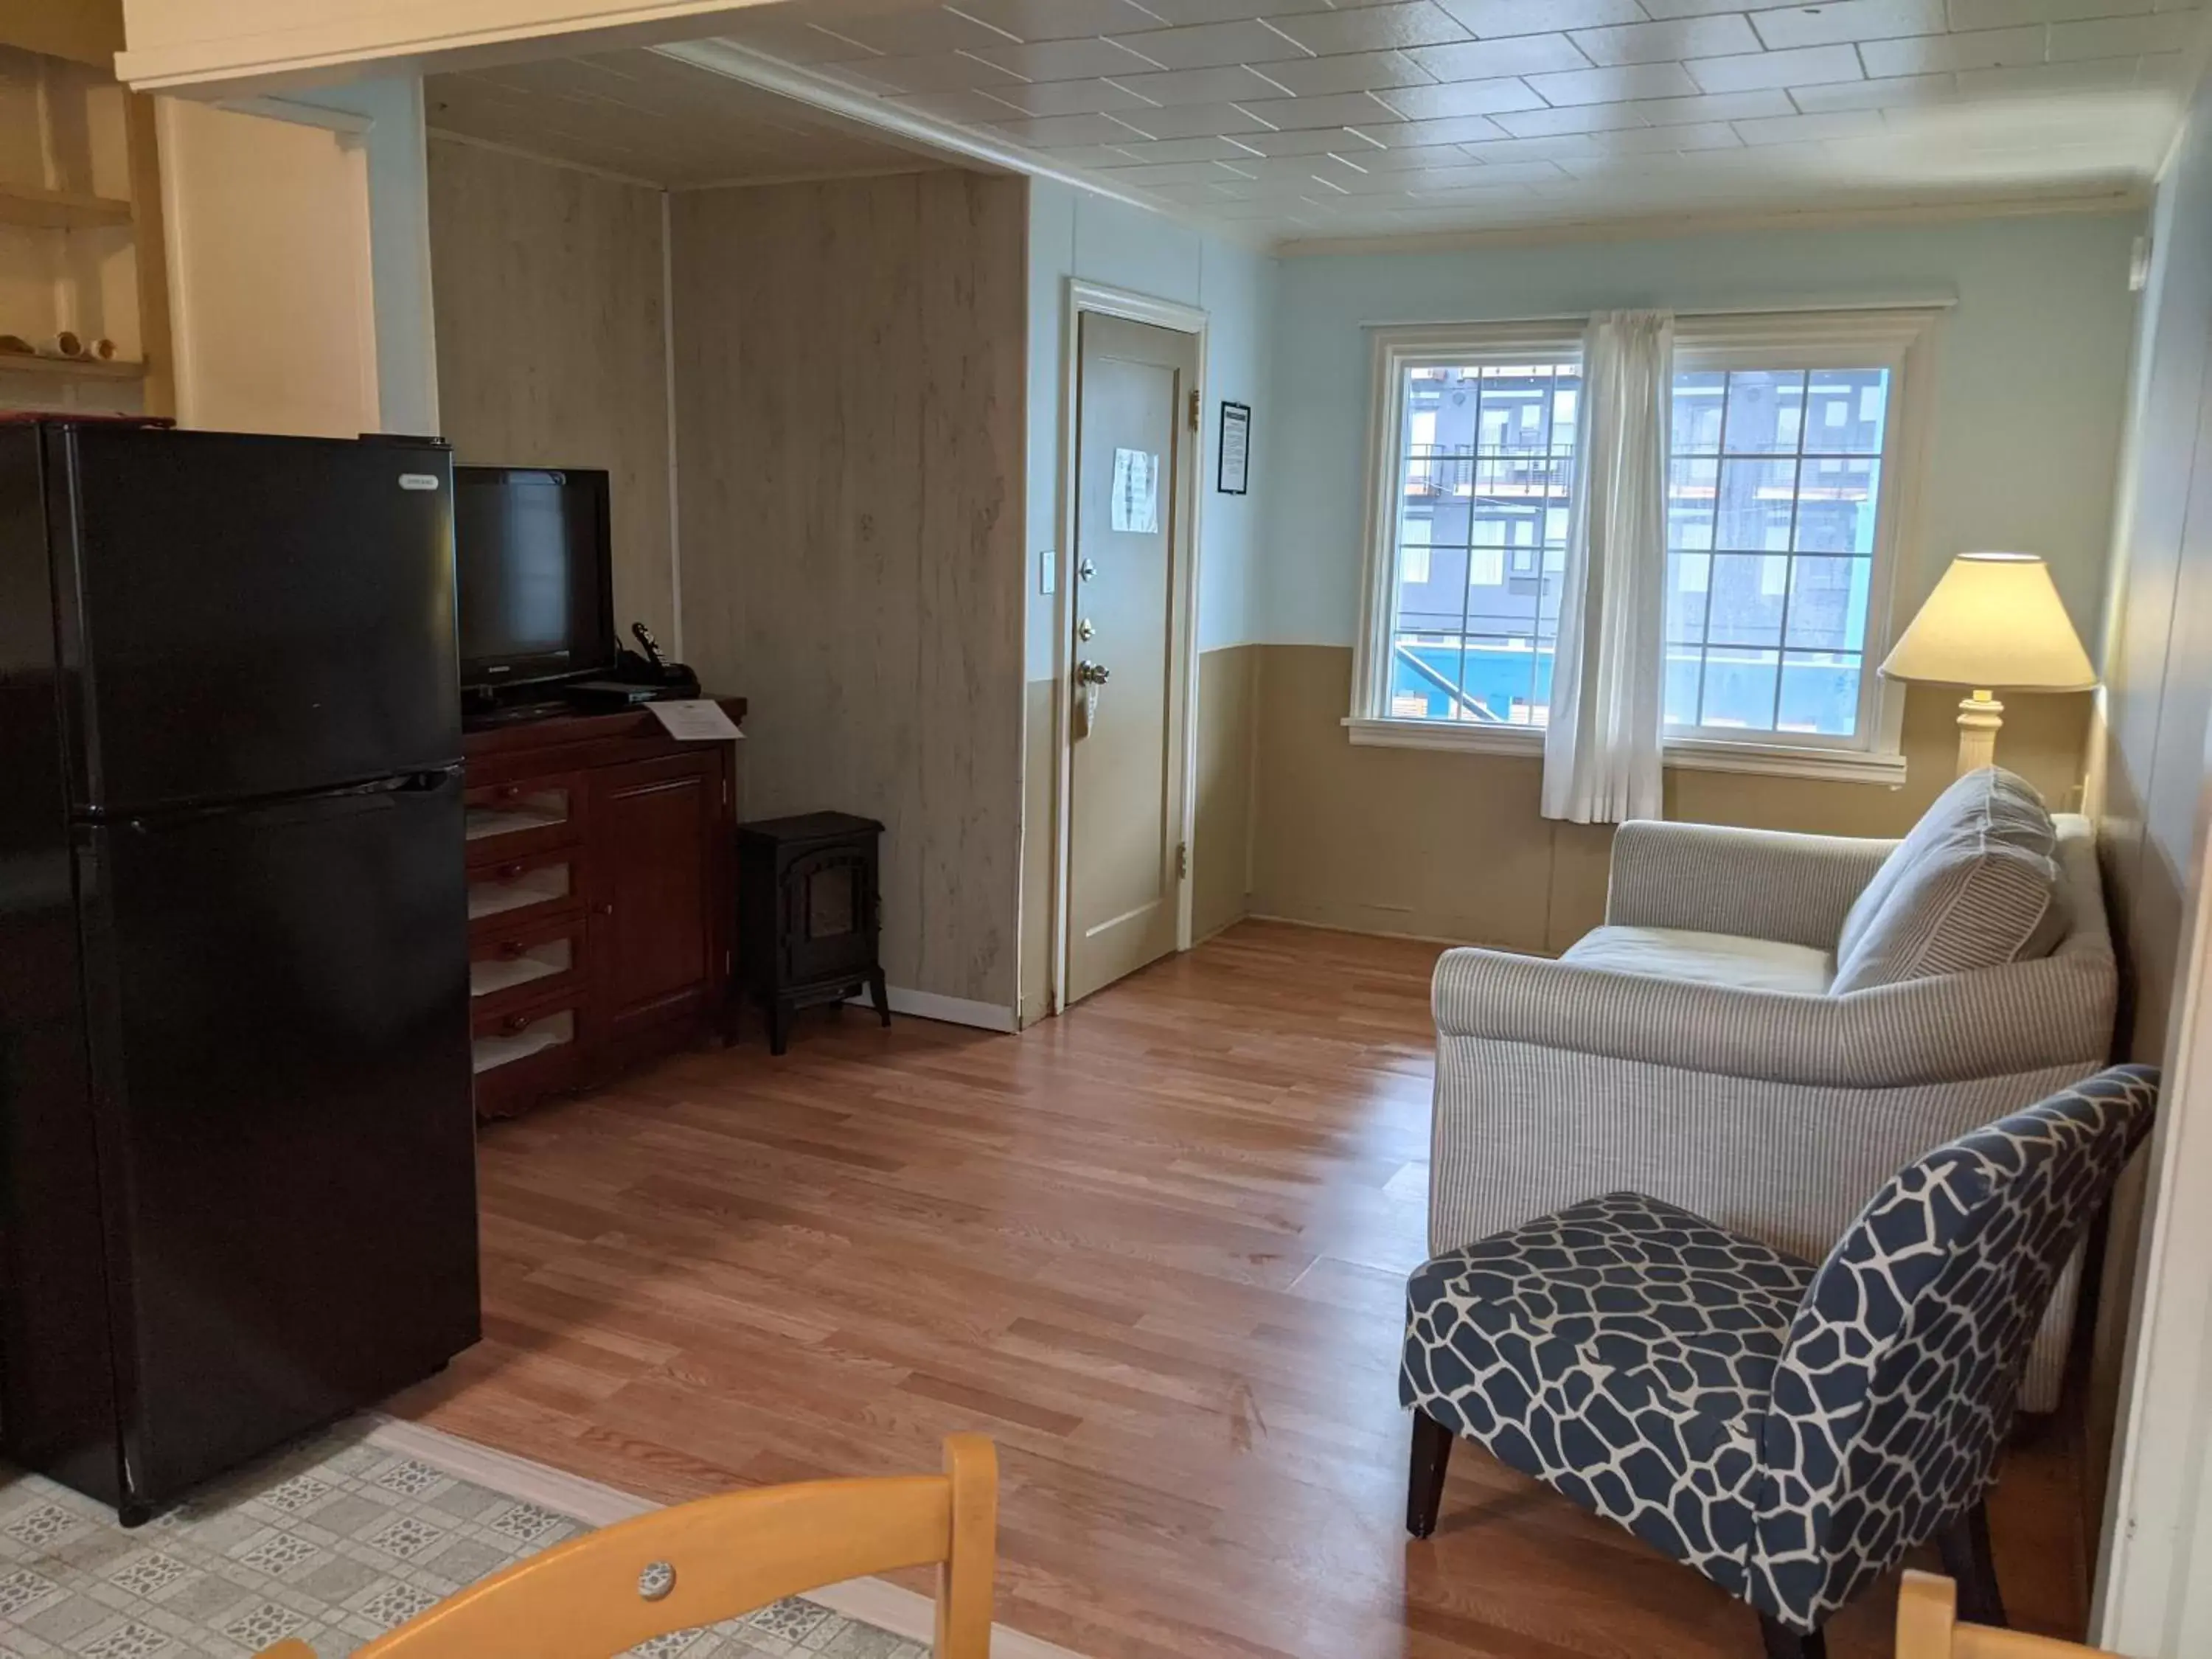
[736,811,888,1054]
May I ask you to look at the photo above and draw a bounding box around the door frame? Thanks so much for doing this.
[1047,279,1208,1016]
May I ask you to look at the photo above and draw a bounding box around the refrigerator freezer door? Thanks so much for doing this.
[76,771,479,1510]
[53,426,462,815]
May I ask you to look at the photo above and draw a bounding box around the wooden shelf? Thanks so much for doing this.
[0,182,132,230]
[0,352,145,380]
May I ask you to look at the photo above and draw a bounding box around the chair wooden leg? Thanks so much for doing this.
[1938,1499,2007,1628]
[1406,1408,1452,1540]
[1758,1615,1827,1658]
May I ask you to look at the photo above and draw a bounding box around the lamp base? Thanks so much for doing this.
[1955,689,2003,778]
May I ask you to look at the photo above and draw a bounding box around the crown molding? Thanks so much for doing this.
[1270,187,2150,258]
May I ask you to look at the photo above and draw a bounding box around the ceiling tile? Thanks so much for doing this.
[1625,86,1800,119]
[709,16,883,64]
[1107,63,1299,100]
[1105,19,1315,66]
[1404,33,1598,78]
[1256,47,1438,94]
[1230,88,1416,125]
[1091,156,1260,182]
[1492,100,1652,132]
[1233,122,1391,151]
[1684,41,1869,89]
[1750,0,1948,47]
[984,109,1152,140]
[1119,0,1335,20]
[1435,0,1646,37]
[1371,74,1547,116]
[1944,0,2150,28]
[815,8,1016,54]
[1266,2,1473,54]
[1857,23,2045,72]
[966,35,1166,76]
[1111,133,1270,159]
[1354,137,1498,164]
[1633,0,1811,15]
[1384,111,1530,142]
[1731,108,1889,141]
[1953,51,2147,88]
[1787,70,1957,107]
[1568,15,1762,63]
[2050,10,2199,53]
[1105,100,1276,134]
[1523,61,1703,102]
[881,87,1029,119]
[984,75,1163,111]
[1453,131,1606,160]
[834,51,1030,93]
[1579,117,1747,147]
[945,0,1165,40]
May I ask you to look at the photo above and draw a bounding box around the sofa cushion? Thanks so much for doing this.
[1831,767,2066,995]
[1562,925,1834,995]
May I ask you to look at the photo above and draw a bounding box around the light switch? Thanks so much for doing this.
[1039,549,1057,596]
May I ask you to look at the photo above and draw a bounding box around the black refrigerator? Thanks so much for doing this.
[0,421,481,1522]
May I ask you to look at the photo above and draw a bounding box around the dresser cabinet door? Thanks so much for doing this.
[583,751,726,1051]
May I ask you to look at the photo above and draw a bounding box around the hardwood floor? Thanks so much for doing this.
[392,919,2092,1659]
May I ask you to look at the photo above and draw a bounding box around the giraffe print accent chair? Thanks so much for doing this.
[1398,1065,2159,1658]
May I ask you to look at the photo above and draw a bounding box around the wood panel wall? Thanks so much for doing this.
[669,170,1027,1014]
[425,136,675,644]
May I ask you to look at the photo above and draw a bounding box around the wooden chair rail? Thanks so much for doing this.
[260,1435,996,1659]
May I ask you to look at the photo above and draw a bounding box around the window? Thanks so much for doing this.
[1365,328,1584,729]
[1351,312,1933,776]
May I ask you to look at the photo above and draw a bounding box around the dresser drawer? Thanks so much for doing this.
[468,915,585,1015]
[465,772,583,862]
[466,847,580,931]
[470,998,581,1120]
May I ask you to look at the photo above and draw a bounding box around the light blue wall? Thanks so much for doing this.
[290,78,440,436]
[1025,179,1279,677]
[1262,212,2145,654]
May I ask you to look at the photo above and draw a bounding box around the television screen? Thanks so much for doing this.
[453,467,614,686]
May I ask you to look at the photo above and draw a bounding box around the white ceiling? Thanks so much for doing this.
[434,0,2204,246]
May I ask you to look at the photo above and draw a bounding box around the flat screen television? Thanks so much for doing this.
[453,465,615,689]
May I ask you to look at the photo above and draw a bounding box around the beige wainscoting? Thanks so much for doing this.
[1239,644,2091,954]
[670,170,1027,1014]
[1193,644,1260,943]
[425,136,675,645]
[1020,675,1055,1027]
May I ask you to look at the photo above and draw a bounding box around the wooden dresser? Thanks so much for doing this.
[461,700,744,1119]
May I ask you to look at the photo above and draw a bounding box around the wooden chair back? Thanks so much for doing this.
[260,1434,995,1659]
[1896,1571,2123,1659]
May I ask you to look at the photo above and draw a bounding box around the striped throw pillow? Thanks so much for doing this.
[1830,766,2067,995]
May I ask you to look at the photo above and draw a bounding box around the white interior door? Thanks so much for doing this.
[1064,311,1197,1006]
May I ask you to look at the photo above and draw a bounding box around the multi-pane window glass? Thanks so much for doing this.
[1386,361,1580,726]
[1664,366,1891,737]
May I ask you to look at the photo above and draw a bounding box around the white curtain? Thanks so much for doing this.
[1541,310,1674,825]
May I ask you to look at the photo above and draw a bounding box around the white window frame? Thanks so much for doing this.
[1346,321,1585,757]
[1346,309,1943,784]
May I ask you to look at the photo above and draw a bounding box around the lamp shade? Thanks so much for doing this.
[1879,552,2097,692]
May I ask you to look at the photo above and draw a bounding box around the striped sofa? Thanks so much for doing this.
[1426,805,2115,1413]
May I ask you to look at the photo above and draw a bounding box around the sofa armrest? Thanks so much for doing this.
[1604,820,1898,951]
[1431,945,2114,1089]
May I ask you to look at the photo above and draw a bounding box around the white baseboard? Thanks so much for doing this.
[366,1416,1085,1659]
[844,985,1018,1033]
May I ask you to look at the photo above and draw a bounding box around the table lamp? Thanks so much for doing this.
[1879,552,2097,778]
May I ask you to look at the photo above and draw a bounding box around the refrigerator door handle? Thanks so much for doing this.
[120,766,464,832]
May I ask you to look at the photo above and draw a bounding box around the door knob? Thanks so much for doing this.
[1074,659,1110,736]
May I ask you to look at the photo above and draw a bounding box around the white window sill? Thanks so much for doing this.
[1341,717,1908,786]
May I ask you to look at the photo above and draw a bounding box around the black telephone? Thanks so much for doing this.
[609,620,701,698]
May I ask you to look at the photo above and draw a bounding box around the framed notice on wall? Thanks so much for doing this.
[1217,401,1251,495]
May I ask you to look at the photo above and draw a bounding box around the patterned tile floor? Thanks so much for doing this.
[0,1424,929,1659]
